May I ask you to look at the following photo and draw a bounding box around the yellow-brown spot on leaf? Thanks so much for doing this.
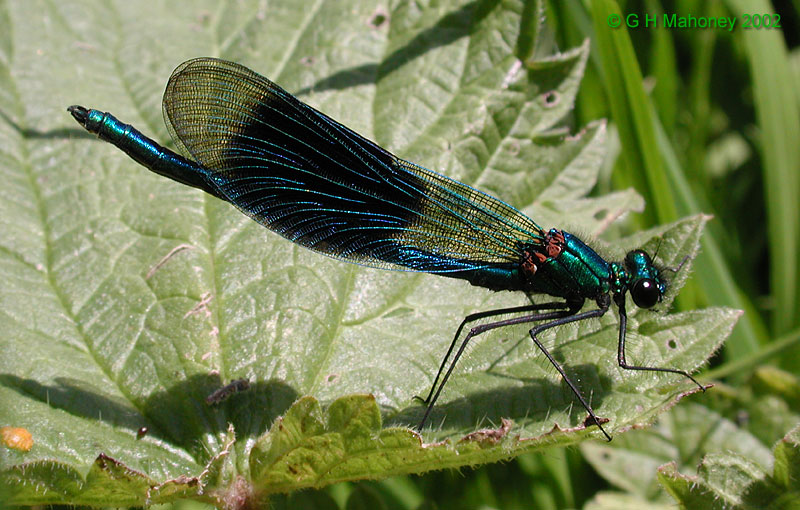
[2,427,33,452]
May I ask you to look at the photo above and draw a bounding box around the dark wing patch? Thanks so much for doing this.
[163,57,544,273]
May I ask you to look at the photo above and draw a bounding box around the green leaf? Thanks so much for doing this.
[584,491,674,510]
[0,0,737,506]
[345,484,388,510]
[705,365,800,448]
[581,403,773,502]
[584,371,800,509]
[724,0,800,339]
[589,0,676,225]
[657,425,800,509]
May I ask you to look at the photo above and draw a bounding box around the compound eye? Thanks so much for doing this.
[631,278,660,308]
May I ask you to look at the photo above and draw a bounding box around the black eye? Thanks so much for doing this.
[631,278,660,308]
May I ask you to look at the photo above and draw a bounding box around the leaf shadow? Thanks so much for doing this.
[0,372,297,461]
[385,363,612,436]
[141,374,300,457]
[292,0,486,97]
[0,109,96,140]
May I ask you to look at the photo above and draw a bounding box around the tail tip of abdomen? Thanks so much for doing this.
[67,105,89,126]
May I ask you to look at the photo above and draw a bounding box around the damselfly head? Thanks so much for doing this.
[624,250,665,309]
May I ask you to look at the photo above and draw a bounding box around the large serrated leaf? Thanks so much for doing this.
[658,425,800,509]
[581,402,774,502]
[0,0,737,507]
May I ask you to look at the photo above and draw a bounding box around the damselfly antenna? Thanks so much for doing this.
[664,254,690,273]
